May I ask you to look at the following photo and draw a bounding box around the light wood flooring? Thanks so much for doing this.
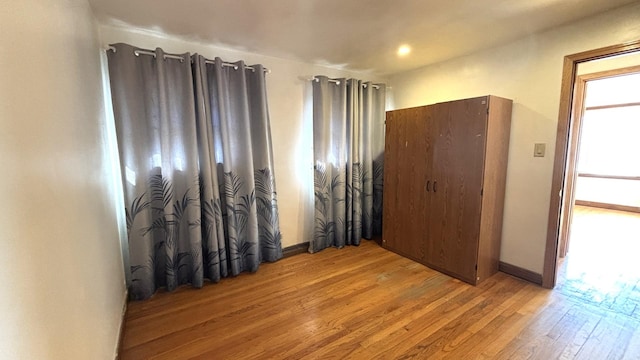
[119,207,640,359]
[557,206,640,319]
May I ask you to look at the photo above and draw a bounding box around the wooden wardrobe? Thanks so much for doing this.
[382,95,512,285]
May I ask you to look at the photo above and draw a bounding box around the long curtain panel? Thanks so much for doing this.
[107,43,282,300]
[311,76,385,252]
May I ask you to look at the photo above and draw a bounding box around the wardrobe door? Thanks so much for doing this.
[382,106,430,261]
[428,98,488,283]
[382,110,404,252]
[425,102,448,271]
[416,106,435,262]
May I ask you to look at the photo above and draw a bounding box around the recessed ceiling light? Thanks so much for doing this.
[397,45,411,57]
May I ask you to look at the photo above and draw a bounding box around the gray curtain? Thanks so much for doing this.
[311,76,386,253]
[107,43,282,300]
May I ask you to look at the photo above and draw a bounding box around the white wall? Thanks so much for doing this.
[0,0,126,359]
[577,51,640,75]
[387,3,640,274]
[575,177,640,208]
[98,25,387,249]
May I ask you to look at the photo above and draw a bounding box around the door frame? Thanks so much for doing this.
[542,40,640,289]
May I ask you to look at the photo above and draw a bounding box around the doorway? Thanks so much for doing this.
[543,40,640,289]
[560,65,640,255]
[554,67,640,311]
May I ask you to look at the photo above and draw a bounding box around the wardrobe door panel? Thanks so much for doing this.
[383,106,430,260]
[425,103,447,270]
[414,106,434,262]
[382,110,404,252]
[428,98,488,282]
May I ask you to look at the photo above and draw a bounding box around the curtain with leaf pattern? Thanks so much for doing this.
[311,76,386,253]
[107,43,282,300]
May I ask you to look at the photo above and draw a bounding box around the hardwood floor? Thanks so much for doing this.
[557,206,640,319]
[120,213,640,359]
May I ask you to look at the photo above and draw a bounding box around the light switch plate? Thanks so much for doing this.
[534,143,546,157]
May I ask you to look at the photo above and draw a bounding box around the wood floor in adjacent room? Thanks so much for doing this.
[120,207,640,359]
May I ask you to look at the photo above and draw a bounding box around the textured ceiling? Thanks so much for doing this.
[89,0,639,75]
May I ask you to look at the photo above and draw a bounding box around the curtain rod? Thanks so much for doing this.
[106,46,270,73]
[311,76,383,89]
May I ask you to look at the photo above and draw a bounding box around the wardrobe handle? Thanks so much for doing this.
[426,180,431,192]
[433,181,437,193]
